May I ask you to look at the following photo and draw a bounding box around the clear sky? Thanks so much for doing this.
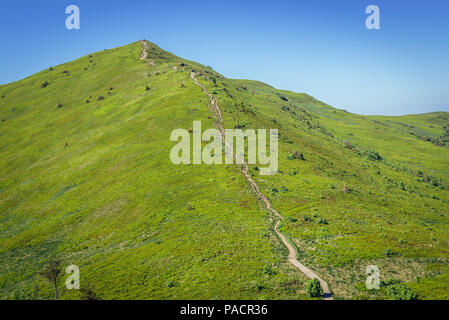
[0,0,448,115]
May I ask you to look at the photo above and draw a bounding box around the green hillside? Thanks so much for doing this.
[1,41,448,300]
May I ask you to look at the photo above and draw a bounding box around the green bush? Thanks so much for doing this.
[380,279,401,288]
[306,278,323,298]
[263,265,276,275]
[318,217,328,225]
[386,284,417,300]
[383,248,400,257]
[365,150,383,161]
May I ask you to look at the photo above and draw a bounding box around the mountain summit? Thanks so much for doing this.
[0,41,448,300]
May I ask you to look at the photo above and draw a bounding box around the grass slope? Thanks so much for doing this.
[1,41,448,300]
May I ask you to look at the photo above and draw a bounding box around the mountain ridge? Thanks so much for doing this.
[1,40,448,300]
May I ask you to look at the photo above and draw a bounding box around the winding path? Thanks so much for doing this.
[139,41,332,299]
[189,72,333,300]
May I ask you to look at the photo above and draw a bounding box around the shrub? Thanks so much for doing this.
[79,286,99,300]
[318,217,328,225]
[342,185,352,193]
[254,281,266,291]
[365,150,382,161]
[41,81,49,88]
[380,279,401,288]
[344,141,353,149]
[386,284,417,300]
[383,248,400,257]
[293,151,305,160]
[306,278,323,298]
[263,265,276,275]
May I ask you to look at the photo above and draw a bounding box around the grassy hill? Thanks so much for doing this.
[0,41,448,300]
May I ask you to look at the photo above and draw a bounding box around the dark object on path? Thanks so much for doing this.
[11,108,16,112]
[57,103,63,108]
[97,96,104,101]
[146,85,150,91]
[62,70,69,74]
[109,87,114,91]
[86,99,90,104]
[41,81,49,88]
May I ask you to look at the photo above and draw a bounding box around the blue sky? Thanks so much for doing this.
[0,0,448,115]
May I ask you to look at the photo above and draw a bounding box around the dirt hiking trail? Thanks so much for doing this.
[140,41,332,300]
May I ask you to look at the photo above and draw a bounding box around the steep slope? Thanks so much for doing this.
[0,42,308,300]
[1,41,448,300]
[209,77,449,299]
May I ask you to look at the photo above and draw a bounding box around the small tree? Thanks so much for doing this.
[39,259,62,300]
[306,278,323,298]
